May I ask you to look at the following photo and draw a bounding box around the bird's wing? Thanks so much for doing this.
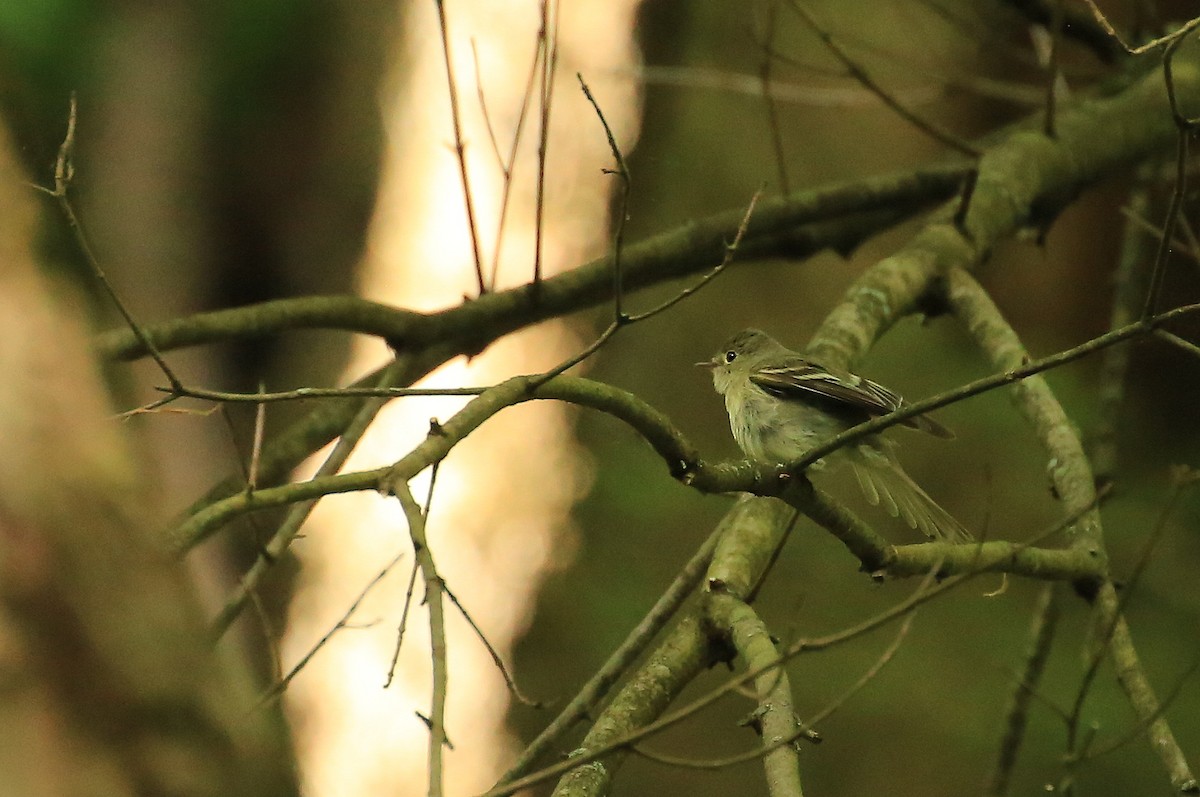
[751,362,901,415]
[751,361,954,438]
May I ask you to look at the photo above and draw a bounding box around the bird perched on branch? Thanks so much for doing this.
[699,328,970,542]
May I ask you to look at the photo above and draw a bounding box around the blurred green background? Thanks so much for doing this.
[2,1,1198,795]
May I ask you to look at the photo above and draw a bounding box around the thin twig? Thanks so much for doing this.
[434,0,487,295]
[1063,475,1192,778]
[486,24,543,290]
[756,0,791,193]
[470,39,506,174]
[41,93,183,392]
[984,584,1061,797]
[386,557,424,688]
[577,73,630,322]
[1076,654,1200,764]
[1078,2,1200,57]
[1116,204,1196,263]
[396,480,449,797]
[208,361,409,639]
[255,551,405,708]
[527,186,762,386]
[785,0,980,157]
[386,459,441,687]
[248,588,284,686]
[248,381,267,492]
[803,610,916,728]
[630,724,820,770]
[531,0,559,290]
[1155,328,1200,359]
[1091,177,1154,484]
[443,583,541,707]
[497,514,733,784]
[787,302,1200,477]
[626,187,763,323]
[1041,0,1065,138]
[1142,32,1199,318]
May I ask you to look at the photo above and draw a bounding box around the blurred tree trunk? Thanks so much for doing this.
[0,123,296,797]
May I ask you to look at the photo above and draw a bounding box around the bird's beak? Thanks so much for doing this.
[695,359,717,369]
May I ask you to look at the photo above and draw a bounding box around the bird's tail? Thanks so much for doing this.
[848,443,971,542]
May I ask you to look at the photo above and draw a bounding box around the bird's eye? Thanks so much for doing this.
[724,350,737,363]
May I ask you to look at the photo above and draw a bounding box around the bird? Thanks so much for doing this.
[699,328,970,542]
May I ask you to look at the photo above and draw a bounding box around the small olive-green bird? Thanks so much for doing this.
[700,328,969,542]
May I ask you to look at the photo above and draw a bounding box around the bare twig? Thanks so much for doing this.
[396,480,449,797]
[40,93,183,392]
[1155,328,1200,359]
[470,39,506,174]
[248,382,267,492]
[528,185,762,385]
[1077,654,1200,764]
[498,510,737,784]
[756,0,791,193]
[785,1,980,157]
[1142,31,1200,318]
[208,360,409,639]
[386,459,441,687]
[443,583,541,707]
[434,0,487,295]
[485,27,542,290]
[1091,177,1154,484]
[578,73,631,322]
[626,187,764,324]
[255,550,405,708]
[385,557,424,689]
[984,584,1061,797]
[1041,0,1065,138]
[1064,474,1194,783]
[804,611,916,728]
[788,301,1200,478]
[630,724,820,770]
[1078,2,1200,57]
[532,0,559,290]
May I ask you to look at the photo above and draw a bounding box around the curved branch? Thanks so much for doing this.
[176,367,1121,593]
[945,270,1195,789]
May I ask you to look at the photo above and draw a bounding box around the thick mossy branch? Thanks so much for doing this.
[97,165,970,362]
[542,498,796,797]
[97,296,422,361]
[806,51,1200,365]
[946,271,1103,555]
[703,592,804,797]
